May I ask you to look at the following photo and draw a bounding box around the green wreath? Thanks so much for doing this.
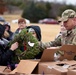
[8,29,41,63]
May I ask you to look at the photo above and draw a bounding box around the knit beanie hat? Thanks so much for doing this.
[27,25,41,41]
[0,24,5,38]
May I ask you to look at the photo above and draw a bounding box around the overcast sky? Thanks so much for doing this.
[42,0,76,5]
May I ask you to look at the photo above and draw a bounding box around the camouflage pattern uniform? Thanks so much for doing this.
[40,9,76,49]
[42,26,76,48]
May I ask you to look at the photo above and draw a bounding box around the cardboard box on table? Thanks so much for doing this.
[0,60,39,75]
[51,60,76,75]
[39,60,76,75]
[0,60,55,75]
[0,45,76,75]
[38,61,58,74]
[40,45,76,62]
[38,45,76,74]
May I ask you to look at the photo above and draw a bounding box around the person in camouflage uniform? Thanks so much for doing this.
[40,9,76,49]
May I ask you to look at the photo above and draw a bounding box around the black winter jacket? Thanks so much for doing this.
[0,39,14,66]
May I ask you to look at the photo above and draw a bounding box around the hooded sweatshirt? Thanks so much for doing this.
[0,24,9,47]
[27,25,42,59]
[27,25,41,41]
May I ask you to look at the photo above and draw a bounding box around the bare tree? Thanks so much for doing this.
[0,0,6,15]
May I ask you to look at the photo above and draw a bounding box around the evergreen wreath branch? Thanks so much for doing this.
[8,29,40,63]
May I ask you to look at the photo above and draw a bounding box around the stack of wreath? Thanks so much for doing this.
[8,29,41,63]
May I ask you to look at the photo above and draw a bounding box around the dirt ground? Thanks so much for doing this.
[2,14,60,42]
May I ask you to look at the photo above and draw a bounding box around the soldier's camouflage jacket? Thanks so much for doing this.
[40,26,76,50]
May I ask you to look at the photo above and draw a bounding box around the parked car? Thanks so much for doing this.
[38,18,59,24]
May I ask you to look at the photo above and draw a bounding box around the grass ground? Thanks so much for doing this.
[2,14,60,42]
